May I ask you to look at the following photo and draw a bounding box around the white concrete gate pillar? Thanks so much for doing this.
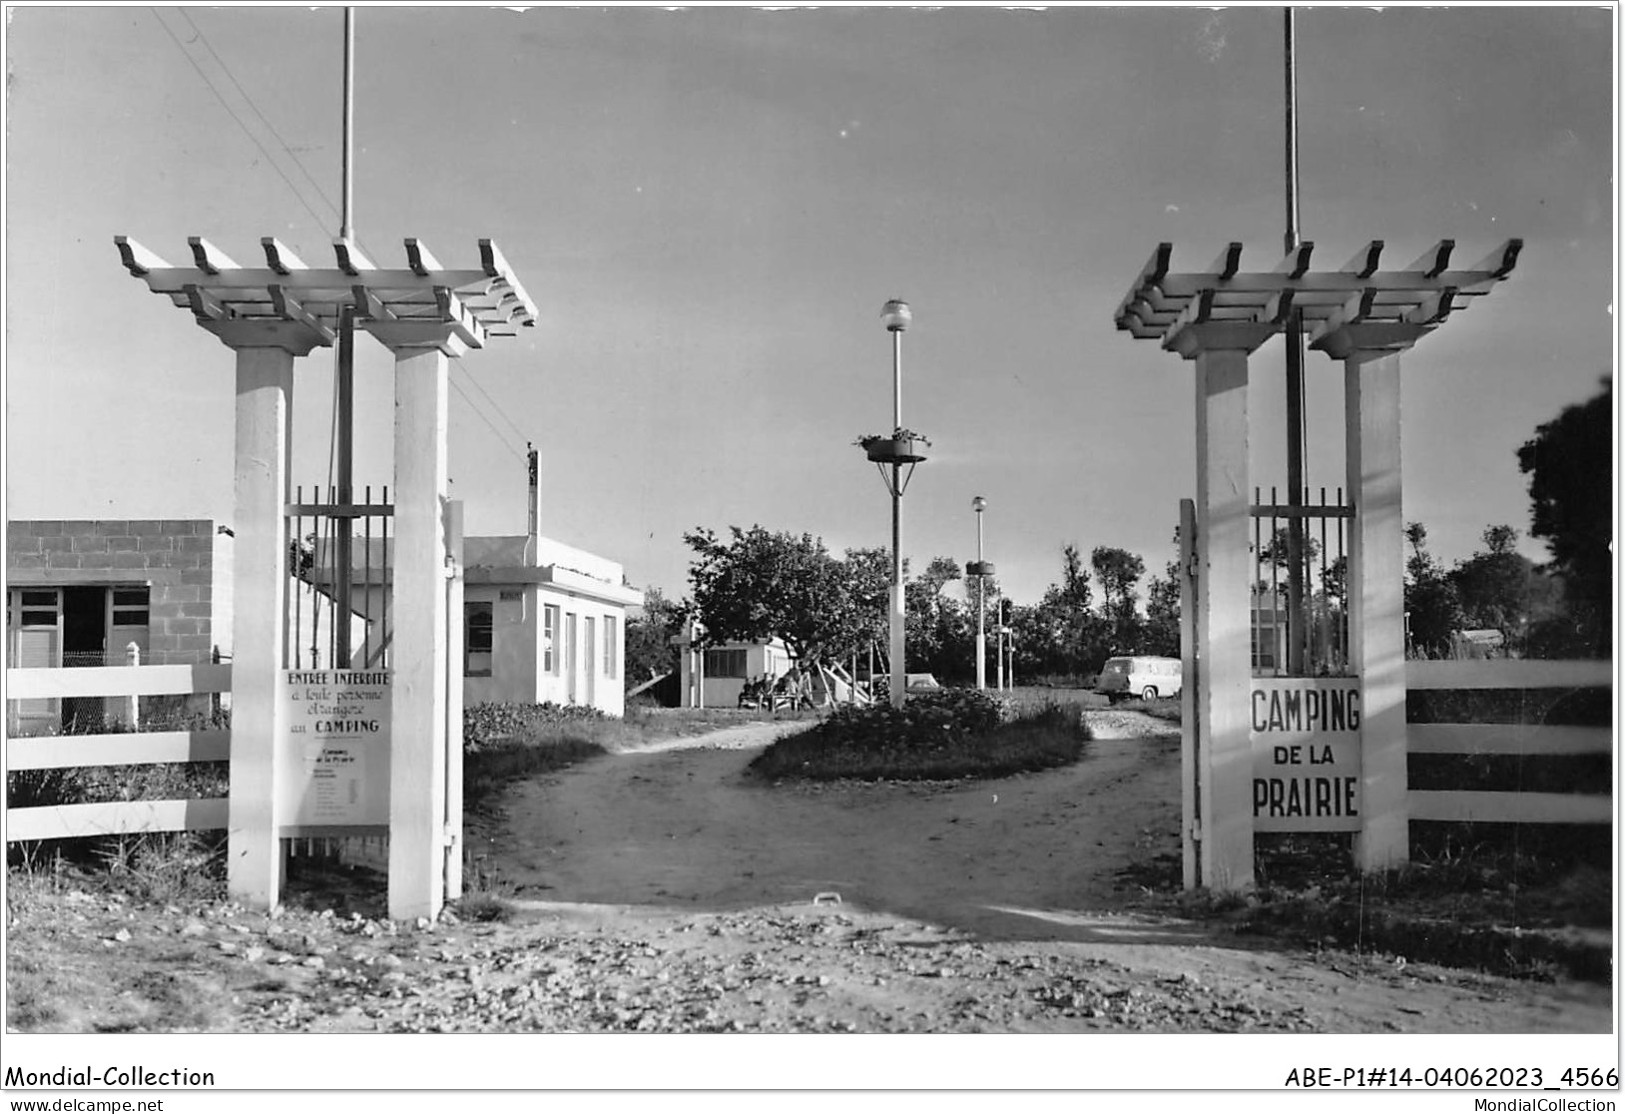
[1343,351,1408,869]
[220,329,328,908]
[1315,315,1433,873]
[370,323,458,922]
[1166,319,1276,891]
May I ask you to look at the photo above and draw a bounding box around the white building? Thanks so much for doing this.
[461,532,641,716]
[674,634,797,709]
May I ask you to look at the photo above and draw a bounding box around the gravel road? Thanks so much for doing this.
[7,707,1610,1036]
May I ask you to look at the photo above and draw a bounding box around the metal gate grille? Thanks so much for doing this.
[1251,486,1352,677]
[286,484,393,671]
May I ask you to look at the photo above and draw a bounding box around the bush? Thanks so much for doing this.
[748,689,1087,781]
[813,687,1009,747]
[463,701,607,751]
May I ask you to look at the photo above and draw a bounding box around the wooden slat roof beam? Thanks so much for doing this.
[114,234,543,344]
[1112,238,1522,349]
[261,237,309,274]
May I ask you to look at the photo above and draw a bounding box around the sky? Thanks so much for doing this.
[3,3,1615,613]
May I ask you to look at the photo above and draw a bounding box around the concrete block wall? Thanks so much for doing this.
[6,519,215,665]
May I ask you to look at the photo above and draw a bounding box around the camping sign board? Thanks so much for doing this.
[1251,677,1362,833]
[280,670,391,827]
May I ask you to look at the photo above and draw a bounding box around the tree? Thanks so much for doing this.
[841,545,892,659]
[1320,555,1348,603]
[1448,525,1556,646]
[905,555,972,680]
[624,586,682,683]
[1518,378,1612,656]
[1091,545,1146,653]
[682,526,878,675]
[1142,528,1183,658]
[1256,526,1322,591]
[1403,522,1461,657]
[1025,543,1107,678]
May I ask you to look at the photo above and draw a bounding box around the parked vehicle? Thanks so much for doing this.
[1095,655,1183,702]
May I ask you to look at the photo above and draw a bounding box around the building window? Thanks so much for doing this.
[465,602,493,677]
[17,589,59,628]
[543,604,560,675]
[704,648,747,678]
[603,615,617,678]
[111,587,150,627]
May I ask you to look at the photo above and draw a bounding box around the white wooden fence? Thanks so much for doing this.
[4,657,1611,844]
[1406,658,1612,826]
[5,662,231,842]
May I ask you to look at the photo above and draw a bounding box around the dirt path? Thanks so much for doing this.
[485,714,1186,940]
[466,712,1611,1033]
[8,712,1609,1036]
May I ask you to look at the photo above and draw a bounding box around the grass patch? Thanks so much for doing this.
[747,690,1089,781]
[461,700,801,809]
[1126,827,1613,982]
[1135,695,1183,723]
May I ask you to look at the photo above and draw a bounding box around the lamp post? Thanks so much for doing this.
[880,299,912,707]
[970,496,988,689]
[997,598,1010,691]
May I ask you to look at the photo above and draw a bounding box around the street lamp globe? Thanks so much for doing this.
[880,299,912,332]
[972,495,987,514]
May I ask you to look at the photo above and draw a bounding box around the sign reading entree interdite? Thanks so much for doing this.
[281,670,391,827]
[1251,677,1362,832]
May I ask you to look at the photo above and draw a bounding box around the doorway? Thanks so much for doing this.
[584,616,596,709]
[61,586,107,728]
[565,613,578,703]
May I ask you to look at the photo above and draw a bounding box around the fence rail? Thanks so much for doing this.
[9,730,230,771]
[7,799,229,843]
[6,663,231,843]
[1406,659,1612,691]
[6,663,231,700]
[1404,657,1611,827]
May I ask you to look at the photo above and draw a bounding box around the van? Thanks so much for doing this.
[1095,655,1183,703]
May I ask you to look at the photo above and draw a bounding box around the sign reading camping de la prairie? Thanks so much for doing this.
[1251,677,1362,832]
[280,670,391,827]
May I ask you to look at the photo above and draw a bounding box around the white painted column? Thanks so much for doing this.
[888,582,906,707]
[1345,351,1409,871]
[1167,318,1275,892]
[443,499,465,901]
[1177,498,1198,890]
[227,345,295,908]
[387,345,452,921]
[1192,347,1254,891]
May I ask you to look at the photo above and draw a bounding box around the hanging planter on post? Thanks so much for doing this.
[856,428,930,465]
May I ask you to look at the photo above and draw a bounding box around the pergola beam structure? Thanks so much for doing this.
[115,235,538,347]
[1113,238,1522,342]
[261,237,309,274]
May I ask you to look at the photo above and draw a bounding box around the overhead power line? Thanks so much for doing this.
[151,5,535,465]
[454,366,531,449]
[450,371,528,464]
[149,7,338,237]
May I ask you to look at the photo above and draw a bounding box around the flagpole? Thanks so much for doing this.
[1284,7,1308,676]
[334,6,357,666]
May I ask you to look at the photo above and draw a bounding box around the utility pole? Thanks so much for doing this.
[1283,7,1309,676]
